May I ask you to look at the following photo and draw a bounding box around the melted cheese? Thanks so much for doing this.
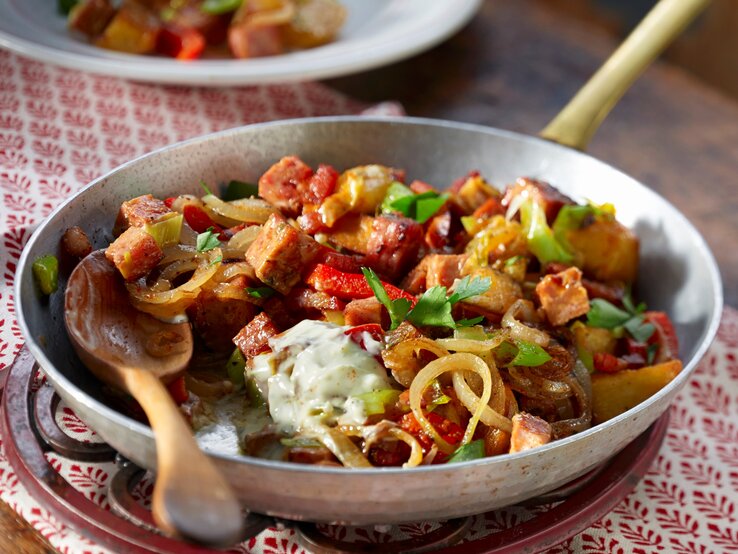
[249,320,390,433]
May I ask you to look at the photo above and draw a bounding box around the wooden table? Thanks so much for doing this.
[3,0,737,551]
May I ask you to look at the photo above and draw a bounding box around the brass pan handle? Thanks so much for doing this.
[540,0,711,151]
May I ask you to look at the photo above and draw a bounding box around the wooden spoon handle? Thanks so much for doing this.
[123,370,245,546]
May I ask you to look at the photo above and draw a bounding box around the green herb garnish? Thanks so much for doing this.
[587,298,655,343]
[382,183,448,224]
[447,440,485,464]
[247,286,275,300]
[196,227,220,252]
[223,180,259,201]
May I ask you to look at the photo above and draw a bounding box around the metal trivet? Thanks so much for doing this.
[0,347,669,553]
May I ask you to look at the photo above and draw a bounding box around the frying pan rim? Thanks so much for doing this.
[15,115,724,475]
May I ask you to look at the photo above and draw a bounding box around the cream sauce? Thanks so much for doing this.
[249,320,390,433]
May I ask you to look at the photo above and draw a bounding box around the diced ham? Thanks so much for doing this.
[509,412,552,453]
[257,156,313,217]
[344,297,383,327]
[232,312,280,358]
[426,254,468,289]
[285,287,345,315]
[364,215,423,280]
[114,194,171,233]
[401,257,429,294]
[245,213,321,294]
[425,210,452,251]
[536,267,590,327]
[187,289,257,352]
[61,226,92,259]
[68,0,115,37]
[105,226,162,281]
[502,177,574,224]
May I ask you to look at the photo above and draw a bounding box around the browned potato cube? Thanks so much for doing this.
[95,1,159,54]
[566,218,639,284]
[591,360,682,424]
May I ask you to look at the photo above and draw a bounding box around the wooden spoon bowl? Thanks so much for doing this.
[64,250,245,546]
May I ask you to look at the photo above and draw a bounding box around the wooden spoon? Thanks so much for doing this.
[64,250,244,546]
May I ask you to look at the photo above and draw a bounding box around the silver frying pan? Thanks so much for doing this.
[14,0,720,527]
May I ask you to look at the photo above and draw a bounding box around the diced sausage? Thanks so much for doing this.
[509,412,552,453]
[105,226,163,281]
[114,194,171,234]
[426,254,468,289]
[68,0,116,37]
[536,266,590,326]
[364,215,423,280]
[187,289,257,352]
[245,213,321,294]
[257,156,313,217]
[344,297,383,327]
[61,226,92,259]
[297,164,339,205]
[502,177,574,224]
[233,312,280,358]
[401,257,429,294]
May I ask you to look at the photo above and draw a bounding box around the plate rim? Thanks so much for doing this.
[0,0,483,85]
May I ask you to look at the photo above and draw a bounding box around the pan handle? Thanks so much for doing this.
[539,0,710,151]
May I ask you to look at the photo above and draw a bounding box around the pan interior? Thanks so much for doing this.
[16,117,721,469]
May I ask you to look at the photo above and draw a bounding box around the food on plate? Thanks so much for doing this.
[62,0,346,59]
[64,157,682,468]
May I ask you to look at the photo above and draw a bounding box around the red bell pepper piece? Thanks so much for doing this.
[156,25,206,60]
[183,204,224,235]
[344,323,384,350]
[399,412,464,460]
[164,197,176,208]
[305,264,415,304]
[646,311,679,362]
[593,352,628,373]
[167,376,189,405]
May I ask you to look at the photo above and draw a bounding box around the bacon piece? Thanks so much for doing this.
[245,213,321,294]
[187,290,257,352]
[426,254,468,289]
[104,226,162,281]
[61,226,92,259]
[344,297,384,327]
[364,215,423,280]
[233,312,280,358]
[114,194,171,234]
[509,412,552,453]
[536,266,590,327]
[401,257,430,294]
[502,177,574,224]
[257,156,313,217]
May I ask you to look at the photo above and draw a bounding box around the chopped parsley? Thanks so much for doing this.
[196,227,220,252]
[247,286,275,300]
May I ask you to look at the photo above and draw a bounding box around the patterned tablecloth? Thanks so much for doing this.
[1,50,736,553]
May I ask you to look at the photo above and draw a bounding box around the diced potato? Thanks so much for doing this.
[318,165,396,227]
[572,321,617,355]
[95,2,159,54]
[321,213,373,255]
[565,219,639,283]
[591,360,682,424]
[282,0,347,49]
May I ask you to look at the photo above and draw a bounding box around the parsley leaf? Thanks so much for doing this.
[361,267,411,330]
[455,316,485,327]
[587,299,631,329]
[223,180,258,201]
[247,286,275,299]
[623,314,655,343]
[447,439,485,464]
[386,189,449,224]
[196,227,220,252]
[380,182,413,213]
[407,286,456,329]
[448,275,491,305]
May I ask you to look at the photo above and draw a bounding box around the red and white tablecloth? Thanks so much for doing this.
[1,50,737,553]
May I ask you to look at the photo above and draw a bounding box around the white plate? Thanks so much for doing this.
[0,0,481,86]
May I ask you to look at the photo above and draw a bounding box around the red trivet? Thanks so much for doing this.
[0,347,668,553]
